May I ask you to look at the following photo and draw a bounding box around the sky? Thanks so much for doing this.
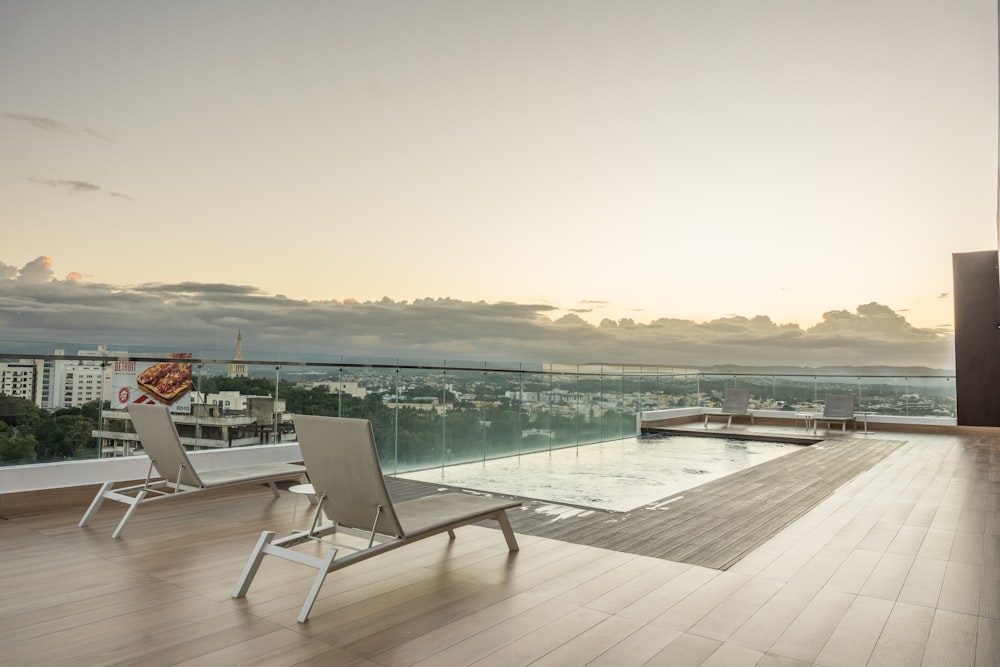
[0,1,997,369]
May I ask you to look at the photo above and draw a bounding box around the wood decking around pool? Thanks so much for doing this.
[387,437,905,570]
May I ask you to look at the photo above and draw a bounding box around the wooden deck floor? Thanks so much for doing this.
[2,427,998,665]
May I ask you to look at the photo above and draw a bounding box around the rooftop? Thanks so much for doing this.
[1,423,997,666]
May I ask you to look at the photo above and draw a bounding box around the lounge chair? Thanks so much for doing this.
[704,388,755,428]
[813,394,857,433]
[79,403,307,538]
[232,415,522,623]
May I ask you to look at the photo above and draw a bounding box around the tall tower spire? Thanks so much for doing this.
[228,330,249,378]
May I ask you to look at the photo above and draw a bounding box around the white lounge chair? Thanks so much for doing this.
[233,415,522,623]
[79,403,307,538]
[704,388,755,428]
[813,394,857,433]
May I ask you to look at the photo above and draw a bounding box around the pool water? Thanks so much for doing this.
[398,435,800,512]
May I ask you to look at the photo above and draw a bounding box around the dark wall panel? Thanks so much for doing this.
[952,250,1000,426]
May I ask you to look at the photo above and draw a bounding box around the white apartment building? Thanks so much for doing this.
[39,346,124,410]
[0,360,41,402]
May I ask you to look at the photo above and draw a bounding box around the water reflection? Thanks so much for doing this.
[399,435,798,512]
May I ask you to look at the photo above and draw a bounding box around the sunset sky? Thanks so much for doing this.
[1,1,996,368]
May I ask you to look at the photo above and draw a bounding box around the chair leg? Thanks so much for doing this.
[233,531,277,599]
[298,548,339,623]
[495,511,520,552]
[111,489,147,539]
[79,481,113,527]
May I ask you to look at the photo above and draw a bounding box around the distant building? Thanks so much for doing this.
[295,380,368,399]
[0,360,40,403]
[2,345,141,411]
[93,391,292,456]
[37,346,124,410]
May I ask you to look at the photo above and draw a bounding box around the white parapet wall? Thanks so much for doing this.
[0,442,304,494]
[640,407,704,423]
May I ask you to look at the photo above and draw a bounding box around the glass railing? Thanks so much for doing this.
[694,373,956,418]
[0,344,957,471]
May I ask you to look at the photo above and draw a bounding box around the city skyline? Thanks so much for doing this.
[1,2,996,366]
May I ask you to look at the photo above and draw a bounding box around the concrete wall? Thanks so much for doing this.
[0,442,303,518]
[952,250,1000,426]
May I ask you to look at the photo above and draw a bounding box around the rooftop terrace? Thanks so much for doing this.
[1,422,997,666]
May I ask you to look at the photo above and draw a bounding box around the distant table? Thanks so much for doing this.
[854,412,874,434]
[289,483,315,496]
[794,413,814,431]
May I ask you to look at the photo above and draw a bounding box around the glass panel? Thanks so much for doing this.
[434,364,486,468]
[546,365,582,449]
[519,366,551,455]
[855,374,956,418]
[574,364,604,445]
[391,364,446,472]
[481,366,522,461]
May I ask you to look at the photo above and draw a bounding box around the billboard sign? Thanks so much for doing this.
[111,353,194,412]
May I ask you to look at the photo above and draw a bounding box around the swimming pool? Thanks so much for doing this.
[398,434,801,512]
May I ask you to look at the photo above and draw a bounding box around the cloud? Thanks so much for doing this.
[27,177,133,200]
[2,257,86,286]
[82,127,115,142]
[17,256,55,284]
[2,112,73,134]
[29,178,99,193]
[0,264,955,370]
[3,112,113,141]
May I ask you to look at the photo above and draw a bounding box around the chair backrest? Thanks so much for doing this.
[128,403,204,487]
[823,394,855,419]
[721,388,751,413]
[293,415,406,538]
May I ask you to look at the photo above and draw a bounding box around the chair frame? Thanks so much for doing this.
[704,387,755,428]
[813,393,857,433]
[233,415,521,623]
[79,403,307,538]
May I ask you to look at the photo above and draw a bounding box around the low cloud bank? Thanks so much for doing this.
[0,257,954,369]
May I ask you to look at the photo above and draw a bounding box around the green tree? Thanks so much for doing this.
[0,395,45,428]
[34,414,96,459]
[0,429,37,464]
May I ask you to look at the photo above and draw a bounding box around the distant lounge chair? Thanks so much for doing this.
[704,388,755,428]
[233,415,522,623]
[813,394,857,433]
[79,403,307,538]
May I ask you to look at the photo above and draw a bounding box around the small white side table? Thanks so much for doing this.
[854,412,873,434]
[289,483,315,496]
[794,413,814,431]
